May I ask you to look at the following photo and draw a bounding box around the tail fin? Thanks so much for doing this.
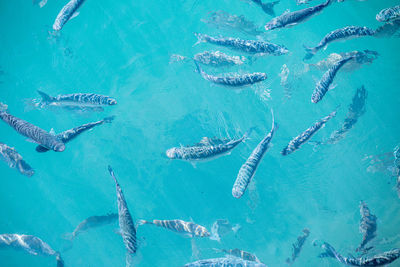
[193,33,205,46]
[243,127,256,141]
[194,60,202,74]
[0,102,8,112]
[137,220,150,226]
[61,232,74,241]
[55,252,64,267]
[303,45,317,60]
[37,90,53,102]
[103,116,115,123]
[108,165,118,184]
[261,0,280,16]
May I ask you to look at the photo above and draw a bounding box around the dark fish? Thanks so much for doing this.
[215,248,260,262]
[0,142,34,177]
[194,33,289,55]
[184,256,267,267]
[138,219,210,237]
[374,19,400,38]
[53,0,86,31]
[232,110,276,199]
[264,0,331,31]
[282,108,337,155]
[251,0,280,17]
[356,201,377,252]
[376,5,400,22]
[311,56,354,103]
[36,116,115,152]
[64,213,118,240]
[194,51,246,67]
[286,228,310,264]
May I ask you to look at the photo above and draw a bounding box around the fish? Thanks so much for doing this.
[0,104,65,152]
[311,56,354,103]
[0,142,34,177]
[194,51,246,67]
[374,19,400,38]
[53,0,86,31]
[304,26,375,59]
[194,33,289,56]
[232,110,276,199]
[286,228,310,264]
[138,219,210,237]
[63,213,118,240]
[376,5,400,22]
[319,242,400,266]
[356,201,377,253]
[251,0,280,17]
[215,248,260,262]
[210,219,241,242]
[195,61,267,87]
[35,116,115,152]
[264,0,331,31]
[184,256,267,267]
[166,129,253,161]
[281,108,337,155]
[33,0,48,8]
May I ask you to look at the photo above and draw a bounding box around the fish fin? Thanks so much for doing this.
[68,11,80,21]
[137,220,149,227]
[283,9,290,14]
[191,162,197,168]
[103,116,115,123]
[0,102,8,111]
[114,229,123,236]
[37,90,53,102]
[243,127,256,141]
[36,145,50,153]
[193,33,205,46]
[56,253,64,267]
[108,165,118,184]
[328,84,337,91]
[303,45,316,60]
[49,128,56,135]
[39,0,47,8]
[61,232,74,241]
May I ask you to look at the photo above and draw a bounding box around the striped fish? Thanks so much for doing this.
[264,0,331,31]
[376,5,400,22]
[286,228,310,264]
[36,116,114,152]
[108,166,137,256]
[139,219,210,237]
[194,33,289,56]
[232,110,276,199]
[53,0,86,31]
[357,201,377,253]
[194,51,246,67]
[0,106,65,152]
[37,91,117,108]
[311,56,354,103]
[0,142,34,177]
[184,256,267,267]
[281,109,337,155]
[215,248,260,262]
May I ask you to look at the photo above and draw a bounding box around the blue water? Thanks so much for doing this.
[1,0,400,266]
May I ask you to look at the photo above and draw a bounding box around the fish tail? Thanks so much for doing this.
[37,90,53,102]
[108,165,118,184]
[243,127,256,141]
[55,252,65,267]
[0,102,8,112]
[103,116,115,123]
[61,232,74,241]
[194,60,202,74]
[303,45,317,60]
[193,33,205,46]
[137,219,150,226]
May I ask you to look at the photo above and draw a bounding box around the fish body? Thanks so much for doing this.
[286,228,310,264]
[217,248,260,262]
[311,56,354,103]
[67,213,118,240]
[0,142,34,177]
[53,0,86,31]
[282,109,337,155]
[194,51,246,67]
[139,219,210,237]
[37,91,117,109]
[357,201,377,252]
[232,111,276,199]
[184,256,267,267]
[264,0,331,31]
[194,33,289,55]
[376,5,400,22]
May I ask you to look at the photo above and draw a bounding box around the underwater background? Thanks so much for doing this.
[0,0,400,266]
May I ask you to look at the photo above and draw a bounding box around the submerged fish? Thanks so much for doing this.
[0,104,65,152]
[311,56,354,103]
[286,228,310,264]
[232,110,276,199]
[356,201,377,253]
[251,0,280,17]
[138,219,210,237]
[194,51,246,67]
[194,33,289,56]
[184,256,267,267]
[0,142,34,177]
[376,5,400,22]
[264,0,331,31]
[210,219,241,242]
[33,0,48,8]
[64,213,118,240]
[374,19,400,38]
[53,0,86,31]
[215,248,260,262]
[394,146,400,198]
[36,116,115,152]
[281,108,337,155]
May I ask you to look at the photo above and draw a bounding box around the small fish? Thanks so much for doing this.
[138,219,210,237]
[376,5,400,22]
[33,0,48,8]
[286,228,310,264]
[279,64,291,98]
[356,201,377,253]
[251,0,280,17]
[184,256,267,267]
[374,19,400,38]
[194,51,246,67]
[194,33,289,56]
[232,110,276,199]
[195,61,267,87]
[210,219,241,242]
[35,116,115,152]
[53,0,86,31]
[215,248,260,262]
[311,56,354,103]
[0,142,34,177]
[282,108,337,155]
[264,0,331,31]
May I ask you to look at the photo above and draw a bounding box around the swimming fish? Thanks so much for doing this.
[194,33,289,56]
[63,213,118,240]
[0,142,34,177]
[356,201,377,253]
[374,19,400,38]
[195,61,267,87]
[210,219,241,242]
[194,51,246,67]
[264,0,331,31]
[376,5,400,22]
[281,108,337,155]
[138,219,210,237]
[232,110,276,199]
[166,129,253,161]
[215,248,260,262]
[311,56,354,103]
[36,116,115,152]
[0,234,64,266]
[286,228,310,264]
[304,26,375,59]
[251,0,280,17]
[0,104,65,152]
[53,0,86,31]
[184,256,267,267]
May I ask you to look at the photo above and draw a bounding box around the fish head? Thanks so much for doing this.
[17,161,35,177]
[107,98,117,105]
[53,142,66,152]
[264,18,279,31]
[166,148,178,159]
[311,93,320,104]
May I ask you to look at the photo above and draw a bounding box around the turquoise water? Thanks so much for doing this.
[1,0,400,266]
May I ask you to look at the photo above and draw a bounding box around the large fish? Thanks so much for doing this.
[184,256,267,267]
[0,142,34,177]
[251,0,280,17]
[286,228,310,264]
[356,201,377,252]
[194,51,246,67]
[64,213,118,240]
[232,110,276,199]
[53,0,86,31]
[36,116,115,152]
[264,0,331,31]
[311,56,354,103]
[215,248,260,262]
[0,104,65,152]
[282,108,337,155]
[376,5,400,22]
[194,33,289,56]
[138,219,210,237]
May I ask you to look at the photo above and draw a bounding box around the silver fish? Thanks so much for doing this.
[36,116,115,152]
[33,0,48,8]
[64,213,118,240]
[311,56,354,103]
[194,51,246,67]
[184,256,267,267]
[286,228,310,264]
[251,0,280,17]
[356,201,377,253]
[282,109,337,155]
[232,110,276,199]
[0,142,34,177]
[53,0,86,31]
[215,248,260,262]
[376,5,400,22]
[139,219,210,237]
[264,0,331,31]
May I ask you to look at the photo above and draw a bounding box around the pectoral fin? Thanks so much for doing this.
[68,12,80,22]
